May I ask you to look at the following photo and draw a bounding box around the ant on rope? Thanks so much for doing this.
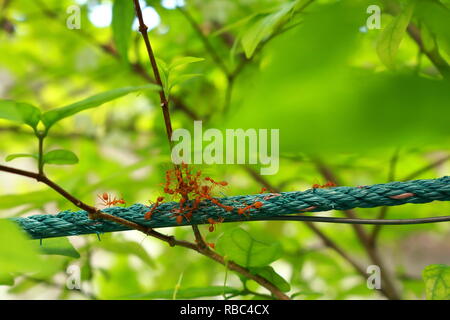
[144,163,265,226]
[145,196,164,220]
[311,181,337,189]
[97,192,126,207]
[207,217,224,232]
[259,187,282,200]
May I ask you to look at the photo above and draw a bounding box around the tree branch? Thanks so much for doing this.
[131,1,288,299]
[178,7,230,76]
[403,155,450,181]
[133,0,174,146]
[382,0,450,80]
[313,158,401,299]
[33,0,199,121]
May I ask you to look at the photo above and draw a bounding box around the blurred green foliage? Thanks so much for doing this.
[0,0,449,300]
[423,264,450,299]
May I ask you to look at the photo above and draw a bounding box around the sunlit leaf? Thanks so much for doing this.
[169,73,202,90]
[0,190,55,211]
[250,266,290,292]
[169,56,205,70]
[31,237,80,259]
[415,0,450,57]
[212,13,260,36]
[227,2,450,154]
[112,0,135,63]
[43,149,79,165]
[0,100,41,129]
[97,236,155,268]
[423,264,450,300]
[5,153,38,162]
[97,257,143,299]
[216,228,282,267]
[376,1,415,69]
[41,85,160,129]
[0,220,45,274]
[241,2,296,58]
[0,272,14,286]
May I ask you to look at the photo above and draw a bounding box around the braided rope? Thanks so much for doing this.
[11,176,450,239]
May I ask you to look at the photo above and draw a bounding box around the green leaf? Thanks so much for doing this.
[7,278,38,294]
[31,237,80,259]
[156,57,170,97]
[0,100,41,129]
[228,2,450,154]
[97,237,155,268]
[420,23,436,52]
[250,266,291,292]
[156,57,169,74]
[43,149,79,165]
[169,56,205,70]
[5,153,38,162]
[216,228,282,267]
[112,0,135,63]
[41,85,160,129]
[0,272,14,286]
[212,13,260,36]
[415,0,450,57]
[376,2,416,69]
[169,74,202,90]
[97,257,143,298]
[291,291,322,300]
[123,286,240,300]
[241,2,296,58]
[0,190,55,211]
[0,220,45,274]
[158,57,204,96]
[423,264,450,300]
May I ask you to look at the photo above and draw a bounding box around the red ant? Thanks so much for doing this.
[237,201,263,216]
[145,196,164,220]
[259,187,281,200]
[145,164,266,223]
[312,181,336,189]
[205,177,228,186]
[207,217,224,232]
[97,193,126,207]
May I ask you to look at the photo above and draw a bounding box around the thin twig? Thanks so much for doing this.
[382,0,450,80]
[133,0,173,146]
[33,0,199,121]
[131,1,289,300]
[178,7,230,76]
[403,155,450,181]
[223,0,313,113]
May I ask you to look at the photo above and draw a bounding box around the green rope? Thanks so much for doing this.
[10,176,450,239]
